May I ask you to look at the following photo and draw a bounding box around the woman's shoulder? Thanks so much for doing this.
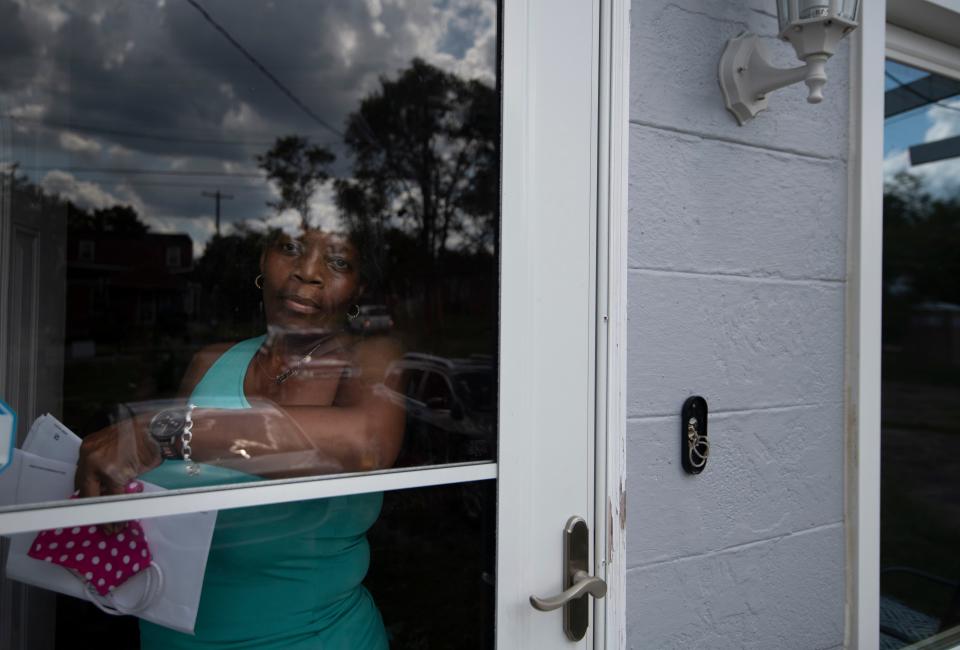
[177,341,243,397]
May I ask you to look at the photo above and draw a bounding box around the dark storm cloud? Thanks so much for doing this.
[40,3,250,161]
[164,1,368,135]
[2,0,497,250]
[0,1,39,88]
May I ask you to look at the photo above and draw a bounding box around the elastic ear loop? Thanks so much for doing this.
[84,562,164,616]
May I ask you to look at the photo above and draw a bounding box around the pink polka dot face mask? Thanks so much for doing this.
[27,482,153,596]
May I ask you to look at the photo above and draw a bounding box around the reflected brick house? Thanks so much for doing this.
[66,233,194,349]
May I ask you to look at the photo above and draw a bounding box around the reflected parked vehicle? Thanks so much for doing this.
[380,353,495,466]
[349,305,394,334]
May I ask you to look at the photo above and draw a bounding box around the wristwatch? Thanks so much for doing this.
[148,407,190,460]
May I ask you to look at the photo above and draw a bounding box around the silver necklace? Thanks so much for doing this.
[265,334,338,385]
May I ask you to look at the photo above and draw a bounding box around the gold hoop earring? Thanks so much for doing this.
[254,274,264,289]
[346,304,361,320]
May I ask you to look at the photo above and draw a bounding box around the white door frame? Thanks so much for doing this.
[845,4,886,643]
[595,0,630,648]
[496,0,631,645]
[847,2,960,647]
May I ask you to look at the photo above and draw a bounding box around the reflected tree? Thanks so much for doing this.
[256,135,336,229]
[241,60,499,344]
[8,168,74,230]
[884,173,960,306]
[67,204,149,236]
[335,58,498,321]
[883,172,960,348]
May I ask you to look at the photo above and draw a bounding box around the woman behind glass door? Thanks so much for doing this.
[75,219,403,649]
[0,1,501,647]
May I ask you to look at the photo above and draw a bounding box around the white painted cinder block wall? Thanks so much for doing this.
[625,1,850,648]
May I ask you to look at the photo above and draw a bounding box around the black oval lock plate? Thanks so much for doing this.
[681,396,709,474]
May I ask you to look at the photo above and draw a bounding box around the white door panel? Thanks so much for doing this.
[499,0,601,646]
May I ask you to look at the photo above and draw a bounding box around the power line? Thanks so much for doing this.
[18,165,264,178]
[74,178,264,191]
[185,0,344,139]
[8,116,342,150]
[11,116,271,147]
[184,0,383,154]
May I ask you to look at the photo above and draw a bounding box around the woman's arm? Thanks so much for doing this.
[187,337,404,473]
[76,337,404,496]
[76,342,230,497]
[281,336,405,471]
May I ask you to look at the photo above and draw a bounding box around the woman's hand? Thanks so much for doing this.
[75,416,162,498]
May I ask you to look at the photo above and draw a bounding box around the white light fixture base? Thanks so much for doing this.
[719,35,771,125]
[719,16,857,126]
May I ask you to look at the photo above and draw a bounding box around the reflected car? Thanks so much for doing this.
[349,304,394,334]
[379,352,496,466]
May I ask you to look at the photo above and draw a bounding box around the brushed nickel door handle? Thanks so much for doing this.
[529,516,607,640]
[529,570,607,611]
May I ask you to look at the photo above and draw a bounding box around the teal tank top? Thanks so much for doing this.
[138,336,388,650]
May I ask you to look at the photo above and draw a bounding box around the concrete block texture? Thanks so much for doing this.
[626,1,852,644]
[630,0,850,160]
[625,524,845,650]
[628,124,848,281]
[626,404,844,568]
[627,272,845,417]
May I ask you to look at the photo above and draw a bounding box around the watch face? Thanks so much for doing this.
[150,410,184,441]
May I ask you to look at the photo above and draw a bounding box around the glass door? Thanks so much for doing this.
[0,1,604,648]
[880,58,960,649]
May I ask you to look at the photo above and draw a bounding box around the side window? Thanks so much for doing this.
[421,372,452,410]
[402,369,425,401]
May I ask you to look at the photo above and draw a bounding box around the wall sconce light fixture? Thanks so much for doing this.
[719,1,861,125]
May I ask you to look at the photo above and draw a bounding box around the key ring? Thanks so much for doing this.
[687,418,709,469]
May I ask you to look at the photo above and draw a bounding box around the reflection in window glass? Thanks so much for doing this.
[48,483,495,649]
[1,0,500,498]
[422,372,452,409]
[456,371,496,412]
[0,1,499,648]
[881,59,960,648]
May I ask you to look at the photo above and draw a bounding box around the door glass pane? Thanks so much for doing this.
[9,481,494,649]
[881,59,960,648]
[0,0,501,510]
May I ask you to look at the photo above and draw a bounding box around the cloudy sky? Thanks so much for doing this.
[0,0,498,254]
[884,60,960,201]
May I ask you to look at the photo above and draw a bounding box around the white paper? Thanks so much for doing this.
[3,450,216,634]
[0,449,74,507]
[22,413,82,467]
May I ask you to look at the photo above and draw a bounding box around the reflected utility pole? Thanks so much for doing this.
[202,190,233,236]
